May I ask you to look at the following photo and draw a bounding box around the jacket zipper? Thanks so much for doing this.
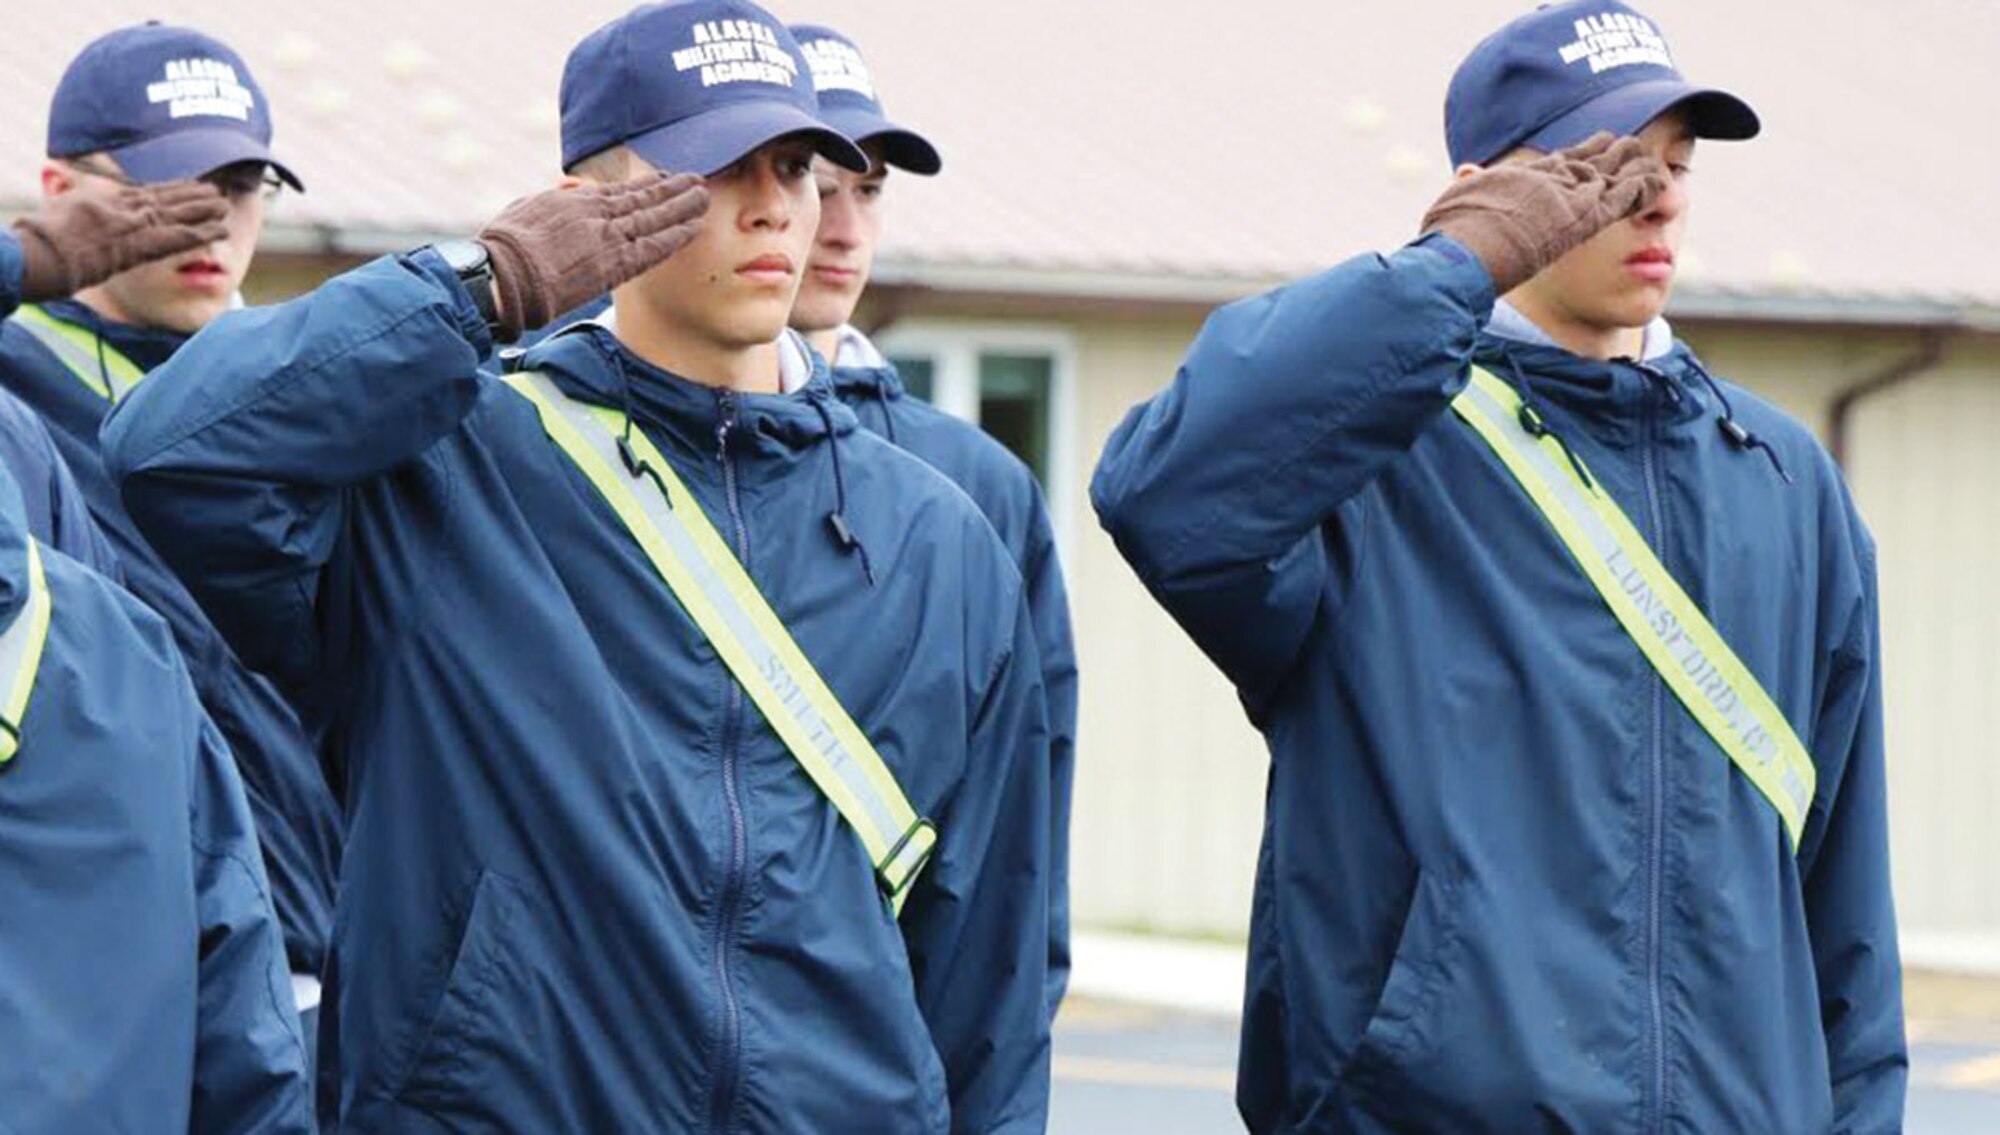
[708,393,750,1135]
[1635,362,1672,1134]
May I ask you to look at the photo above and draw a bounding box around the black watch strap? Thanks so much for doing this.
[431,238,506,342]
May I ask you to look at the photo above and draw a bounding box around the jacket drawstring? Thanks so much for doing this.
[1499,354,1596,491]
[75,304,118,400]
[612,370,675,511]
[808,389,876,588]
[871,371,899,444]
[1682,357,1794,484]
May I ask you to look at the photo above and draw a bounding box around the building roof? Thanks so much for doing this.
[3,1,1994,321]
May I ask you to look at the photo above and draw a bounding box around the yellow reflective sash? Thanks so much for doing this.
[503,371,937,913]
[0,542,54,766]
[1451,367,1815,850]
[12,304,146,402]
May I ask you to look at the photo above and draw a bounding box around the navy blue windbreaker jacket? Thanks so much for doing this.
[0,456,312,1133]
[534,307,1079,1019]
[826,334,1077,1020]
[0,238,119,575]
[102,251,1054,1134]
[1091,237,1904,1134]
[0,243,340,977]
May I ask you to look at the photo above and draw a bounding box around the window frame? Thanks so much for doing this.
[871,320,1080,567]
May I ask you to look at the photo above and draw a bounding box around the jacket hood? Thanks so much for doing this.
[1474,332,1708,424]
[39,298,188,372]
[517,323,862,461]
[830,361,906,402]
[1472,332,1795,483]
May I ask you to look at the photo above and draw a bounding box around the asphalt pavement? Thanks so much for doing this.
[1049,1000,2000,1134]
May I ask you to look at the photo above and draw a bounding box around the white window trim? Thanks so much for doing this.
[871,320,1079,569]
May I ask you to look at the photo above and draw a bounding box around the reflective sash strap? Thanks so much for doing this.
[1451,367,1816,851]
[12,304,146,402]
[503,372,938,913]
[0,542,54,766]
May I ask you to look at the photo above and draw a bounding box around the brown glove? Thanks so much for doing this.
[478,173,709,340]
[1419,132,1673,296]
[11,181,230,302]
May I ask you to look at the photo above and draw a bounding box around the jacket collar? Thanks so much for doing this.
[825,325,904,401]
[1485,299,1676,363]
[1471,321,1713,443]
[518,322,860,462]
[36,298,188,372]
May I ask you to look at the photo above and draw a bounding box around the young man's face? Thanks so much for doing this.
[619,137,821,350]
[44,156,268,333]
[791,144,888,335]
[1505,111,1696,332]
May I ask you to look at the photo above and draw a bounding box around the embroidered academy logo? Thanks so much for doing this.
[799,38,874,100]
[1556,11,1676,75]
[145,57,255,122]
[669,18,800,90]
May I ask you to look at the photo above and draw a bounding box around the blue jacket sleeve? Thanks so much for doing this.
[188,710,316,1134]
[100,250,492,699]
[0,230,22,321]
[1801,532,1907,1133]
[1089,238,1494,711]
[0,386,121,578]
[906,574,1053,1134]
[1019,492,1077,1021]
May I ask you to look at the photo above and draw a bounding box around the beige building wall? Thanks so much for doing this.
[1063,311,2000,963]
[1066,313,1268,936]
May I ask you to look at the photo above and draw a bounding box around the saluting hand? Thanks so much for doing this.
[12,181,231,302]
[1419,132,1672,296]
[479,173,709,341]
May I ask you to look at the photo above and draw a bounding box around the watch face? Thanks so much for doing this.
[435,238,488,276]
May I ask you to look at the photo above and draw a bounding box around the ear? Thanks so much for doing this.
[41,162,78,199]
[557,174,589,190]
[1451,162,1487,182]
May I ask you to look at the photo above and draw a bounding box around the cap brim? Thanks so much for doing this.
[1523,79,1761,154]
[625,100,867,177]
[108,126,305,192]
[819,106,941,175]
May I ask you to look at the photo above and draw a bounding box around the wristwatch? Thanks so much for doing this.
[430,238,507,342]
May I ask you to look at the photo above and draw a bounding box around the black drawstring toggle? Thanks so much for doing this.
[1517,404,1548,437]
[1719,418,1754,449]
[617,433,645,477]
[614,370,674,509]
[827,511,857,550]
[807,388,878,588]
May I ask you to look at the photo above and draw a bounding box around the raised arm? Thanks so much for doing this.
[100,175,707,697]
[3,180,228,320]
[1090,133,1668,709]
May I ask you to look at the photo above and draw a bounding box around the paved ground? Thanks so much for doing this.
[1049,1000,2000,1134]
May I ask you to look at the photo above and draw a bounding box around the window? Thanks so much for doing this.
[892,355,936,403]
[875,323,1077,561]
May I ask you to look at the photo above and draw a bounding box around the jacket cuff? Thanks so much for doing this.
[1404,232,1499,322]
[403,246,495,361]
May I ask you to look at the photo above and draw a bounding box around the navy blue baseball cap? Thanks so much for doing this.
[562,1,868,177]
[790,25,941,176]
[47,22,302,191]
[1446,1,1758,168]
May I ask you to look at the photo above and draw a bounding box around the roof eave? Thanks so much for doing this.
[229,225,2000,336]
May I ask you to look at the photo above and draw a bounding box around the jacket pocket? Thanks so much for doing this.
[392,870,537,1120]
[1347,867,1463,1070]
